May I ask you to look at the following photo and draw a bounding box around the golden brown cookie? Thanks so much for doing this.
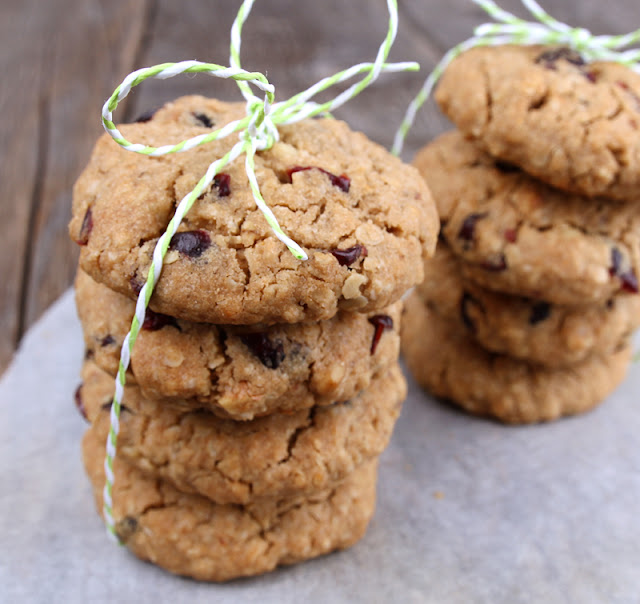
[401,292,631,424]
[435,45,640,200]
[70,96,438,325]
[75,269,401,419]
[79,360,405,503]
[414,131,640,305]
[418,243,640,367]
[83,428,377,582]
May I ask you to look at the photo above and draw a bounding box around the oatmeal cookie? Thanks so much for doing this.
[418,243,640,366]
[414,131,640,305]
[83,429,377,581]
[78,360,405,503]
[70,96,438,324]
[435,45,640,200]
[75,269,401,419]
[401,292,631,424]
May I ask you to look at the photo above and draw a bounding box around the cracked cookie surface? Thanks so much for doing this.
[79,361,405,503]
[82,429,377,581]
[435,45,640,200]
[401,293,631,424]
[414,131,640,305]
[75,269,401,419]
[419,243,640,367]
[70,96,438,324]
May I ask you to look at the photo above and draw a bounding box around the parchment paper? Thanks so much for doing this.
[1,290,639,603]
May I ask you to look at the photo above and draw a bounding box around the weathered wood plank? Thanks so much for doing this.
[22,0,153,330]
[0,0,152,374]
[0,0,57,374]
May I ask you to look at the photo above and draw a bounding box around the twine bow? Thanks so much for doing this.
[392,0,640,155]
[100,0,418,541]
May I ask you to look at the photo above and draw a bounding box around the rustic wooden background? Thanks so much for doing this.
[1,0,637,374]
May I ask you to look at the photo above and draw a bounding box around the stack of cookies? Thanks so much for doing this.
[402,45,640,424]
[70,96,438,580]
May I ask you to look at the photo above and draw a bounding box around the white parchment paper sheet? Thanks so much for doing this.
[1,290,639,603]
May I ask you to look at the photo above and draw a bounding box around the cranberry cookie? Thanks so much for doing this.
[83,429,377,581]
[419,243,640,367]
[78,360,405,503]
[75,269,400,419]
[70,96,438,324]
[435,45,640,200]
[414,131,640,305]
[401,292,631,424]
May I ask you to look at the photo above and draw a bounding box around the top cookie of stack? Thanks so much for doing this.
[435,45,640,201]
[70,96,439,325]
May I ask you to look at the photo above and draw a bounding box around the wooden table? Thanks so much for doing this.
[1,0,636,374]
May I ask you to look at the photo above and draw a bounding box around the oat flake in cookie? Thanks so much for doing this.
[435,45,640,200]
[70,96,438,325]
[414,131,640,306]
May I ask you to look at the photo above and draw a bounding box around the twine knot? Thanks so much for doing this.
[571,27,593,50]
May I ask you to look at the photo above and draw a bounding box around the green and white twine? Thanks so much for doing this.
[101,0,418,541]
[392,0,640,156]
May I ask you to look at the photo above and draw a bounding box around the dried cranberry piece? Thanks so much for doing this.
[609,247,622,277]
[129,275,144,295]
[584,70,598,83]
[193,112,214,128]
[609,247,639,293]
[169,230,211,258]
[368,314,393,355]
[142,309,178,331]
[616,81,640,111]
[134,108,157,123]
[504,228,518,243]
[240,333,285,369]
[480,254,507,272]
[214,173,231,197]
[494,160,519,173]
[100,335,115,347]
[75,208,93,245]
[460,292,483,333]
[458,212,488,242]
[535,47,585,68]
[74,385,88,421]
[330,244,368,266]
[287,166,351,193]
[529,302,551,325]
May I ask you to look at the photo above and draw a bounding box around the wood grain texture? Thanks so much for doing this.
[0,0,637,374]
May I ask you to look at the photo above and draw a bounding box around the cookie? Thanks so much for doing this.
[401,292,631,424]
[79,360,405,503]
[413,131,640,305]
[75,269,401,419]
[435,45,640,200]
[418,243,640,367]
[82,428,377,581]
[70,95,438,324]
